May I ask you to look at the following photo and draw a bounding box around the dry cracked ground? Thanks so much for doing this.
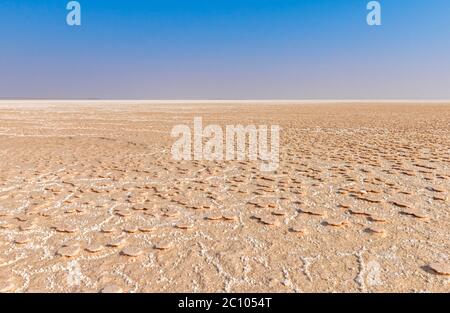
[0,101,449,293]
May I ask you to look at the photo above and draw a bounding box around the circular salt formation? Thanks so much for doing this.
[139,226,156,233]
[15,214,28,222]
[175,223,194,230]
[101,225,116,233]
[260,216,279,226]
[40,211,53,218]
[101,284,123,293]
[391,201,409,209]
[121,246,144,257]
[367,226,386,235]
[154,241,172,250]
[14,236,31,244]
[206,214,223,221]
[85,243,104,253]
[57,246,81,257]
[428,262,450,276]
[163,209,179,217]
[252,213,264,220]
[55,225,67,232]
[132,204,145,211]
[108,237,126,247]
[0,223,14,229]
[349,208,372,216]
[369,215,388,223]
[428,186,445,193]
[62,240,81,248]
[402,209,429,219]
[123,225,139,233]
[64,225,79,233]
[325,218,348,227]
[271,210,287,216]
[115,209,132,217]
[222,213,238,221]
[290,225,307,234]
[299,208,326,216]
[19,223,35,231]
[55,224,78,233]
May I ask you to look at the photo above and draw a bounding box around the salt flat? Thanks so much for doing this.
[0,101,449,292]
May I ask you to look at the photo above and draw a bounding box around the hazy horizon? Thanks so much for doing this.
[1,0,450,99]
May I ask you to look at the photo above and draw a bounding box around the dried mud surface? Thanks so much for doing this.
[0,102,449,293]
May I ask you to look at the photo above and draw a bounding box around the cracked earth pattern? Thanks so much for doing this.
[0,101,449,293]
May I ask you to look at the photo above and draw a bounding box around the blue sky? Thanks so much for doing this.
[0,0,449,99]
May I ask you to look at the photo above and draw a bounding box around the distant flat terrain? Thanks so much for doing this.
[0,101,449,292]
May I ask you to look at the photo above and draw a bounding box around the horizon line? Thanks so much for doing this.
[1,99,450,104]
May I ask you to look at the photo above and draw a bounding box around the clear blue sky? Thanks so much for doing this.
[0,0,449,99]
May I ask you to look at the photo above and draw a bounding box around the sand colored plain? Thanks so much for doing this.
[0,101,449,292]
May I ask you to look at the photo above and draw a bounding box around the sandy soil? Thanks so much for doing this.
[0,101,449,293]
